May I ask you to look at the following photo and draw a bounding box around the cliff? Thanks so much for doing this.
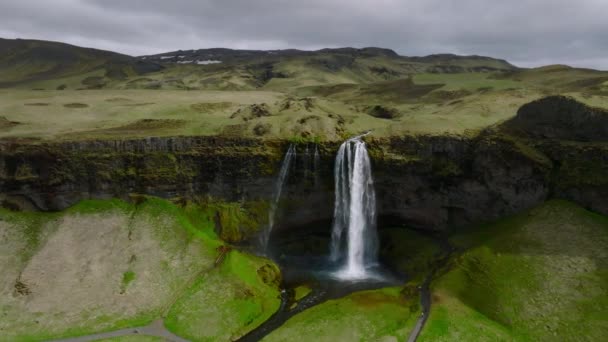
[2,132,607,236]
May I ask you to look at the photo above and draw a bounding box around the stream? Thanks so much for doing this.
[238,270,399,342]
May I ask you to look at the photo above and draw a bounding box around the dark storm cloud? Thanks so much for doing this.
[1,0,607,69]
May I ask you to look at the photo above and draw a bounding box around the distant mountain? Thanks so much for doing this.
[402,53,517,73]
[140,47,516,73]
[5,38,605,95]
[0,38,162,88]
[140,47,399,63]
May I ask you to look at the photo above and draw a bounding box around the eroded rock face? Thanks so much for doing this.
[371,135,551,230]
[1,134,607,233]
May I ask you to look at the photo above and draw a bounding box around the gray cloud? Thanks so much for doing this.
[1,0,607,69]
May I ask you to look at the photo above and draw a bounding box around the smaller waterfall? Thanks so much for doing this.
[314,145,321,188]
[330,133,378,279]
[303,145,310,181]
[260,144,296,253]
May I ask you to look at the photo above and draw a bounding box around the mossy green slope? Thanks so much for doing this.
[262,287,419,342]
[419,200,608,341]
[0,197,280,342]
[164,251,281,341]
[380,227,443,281]
[0,38,161,88]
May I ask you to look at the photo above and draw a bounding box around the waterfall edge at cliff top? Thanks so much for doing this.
[330,132,380,280]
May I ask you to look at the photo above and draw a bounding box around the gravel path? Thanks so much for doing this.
[46,319,189,342]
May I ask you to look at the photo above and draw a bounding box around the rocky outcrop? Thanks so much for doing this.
[504,96,608,141]
[1,133,607,234]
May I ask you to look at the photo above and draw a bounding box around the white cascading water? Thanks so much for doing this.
[260,144,296,253]
[330,134,378,279]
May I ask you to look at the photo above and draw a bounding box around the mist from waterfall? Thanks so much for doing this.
[260,144,296,253]
[330,134,378,279]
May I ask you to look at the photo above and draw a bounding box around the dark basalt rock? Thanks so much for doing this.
[504,95,608,141]
[365,105,401,119]
[1,132,607,235]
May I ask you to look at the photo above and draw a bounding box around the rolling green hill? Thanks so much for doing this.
[420,200,608,341]
[0,38,607,141]
[0,38,163,89]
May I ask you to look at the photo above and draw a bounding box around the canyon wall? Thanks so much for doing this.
[1,133,607,234]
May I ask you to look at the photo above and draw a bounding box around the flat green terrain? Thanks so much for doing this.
[419,200,608,341]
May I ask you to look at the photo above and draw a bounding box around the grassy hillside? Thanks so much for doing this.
[419,200,608,341]
[0,38,607,141]
[0,38,162,89]
[0,197,281,341]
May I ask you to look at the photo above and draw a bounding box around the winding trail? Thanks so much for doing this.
[406,238,454,342]
[406,274,432,342]
[47,319,188,342]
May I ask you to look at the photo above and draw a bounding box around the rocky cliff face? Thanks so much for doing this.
[1,132,607,235]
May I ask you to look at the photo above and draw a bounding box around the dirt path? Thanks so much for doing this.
[46,319,189,342]
[407,237,454,342]
[406,275,432,342]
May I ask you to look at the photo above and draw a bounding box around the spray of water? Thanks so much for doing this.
[330,133,378,279]
[260,144,296,253]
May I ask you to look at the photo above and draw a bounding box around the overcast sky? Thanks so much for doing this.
[1,0,607,70]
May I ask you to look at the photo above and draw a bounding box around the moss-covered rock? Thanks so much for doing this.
[503,95,608,141]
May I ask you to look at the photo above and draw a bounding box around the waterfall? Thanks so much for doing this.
[303,145,310,181]
[314,145,321,188]
[260,144,296,253]
[330,134,378,279]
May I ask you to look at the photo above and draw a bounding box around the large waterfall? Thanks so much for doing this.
[260,144,296,253]
[330,134,378,279]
